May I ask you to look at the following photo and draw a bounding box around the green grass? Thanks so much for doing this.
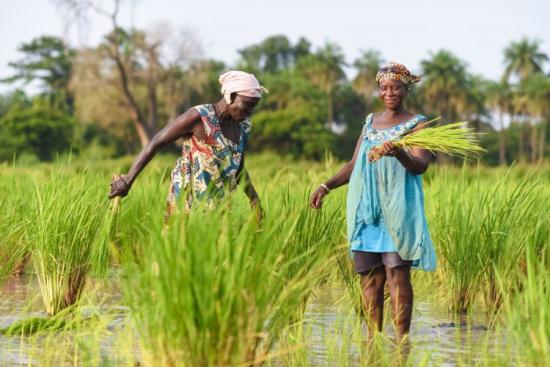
[121,185,343,366]
[0,155,549,366]
[504,238,550,365]
[27,171,112,315]
[0,172,32,282]
[425,166,548,313]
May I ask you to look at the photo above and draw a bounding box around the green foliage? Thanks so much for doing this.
[0,172,31,282]
[0,98,75,162]
[252,106,335,159]
[1,32,549,165]
[238,35,311,74]
[426,167,548,313]
[0,156,550,365]
[503,37,549,82]
[1,35,75,112]
[249,70,336,159]
[122,189,342,366]
[27,171,112,315]
[352,49,383,111]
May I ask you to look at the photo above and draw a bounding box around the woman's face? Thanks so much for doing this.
[378,78,407,110]
[228,94,260,121]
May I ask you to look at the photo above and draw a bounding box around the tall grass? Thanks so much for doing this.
[122,188,342,366]
[427,166,546,313]
[27,172,111,315]
[0,156,549,366]
[0,173,32,281]
[505,242,550,365]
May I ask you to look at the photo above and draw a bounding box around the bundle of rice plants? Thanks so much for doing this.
[505,243,550,365]
[0,173,32,282]
[369,120,485,162]
[426,167,545,313]
[122,190,341,367]
[28,173,111,315]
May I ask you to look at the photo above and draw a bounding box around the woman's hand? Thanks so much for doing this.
[368,141,400,162]
[109,174,131,199]
[310,186,329,209]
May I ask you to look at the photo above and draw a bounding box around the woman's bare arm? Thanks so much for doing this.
[310,132,363,209]
[109,108,201,198]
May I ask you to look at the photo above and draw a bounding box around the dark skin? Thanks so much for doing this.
[109,94,262,218]
[310,78,434,341]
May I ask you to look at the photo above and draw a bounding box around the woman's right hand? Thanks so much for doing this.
[310,186,329,209]
[109,174,131,199]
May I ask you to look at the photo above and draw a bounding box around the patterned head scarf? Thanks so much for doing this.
[375,62,420,87]
[219,70,268,104]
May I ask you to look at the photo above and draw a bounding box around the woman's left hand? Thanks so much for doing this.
[368,141,400,162]
[381,141,400,156]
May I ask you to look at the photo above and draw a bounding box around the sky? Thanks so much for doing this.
[1,0,549,94]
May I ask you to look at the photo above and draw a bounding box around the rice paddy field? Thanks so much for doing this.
[0,153,549,366]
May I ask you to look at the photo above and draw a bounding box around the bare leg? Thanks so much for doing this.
[385,265,413,340]
[360,266,386,335]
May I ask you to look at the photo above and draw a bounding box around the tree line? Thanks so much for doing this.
[0,29,548,165]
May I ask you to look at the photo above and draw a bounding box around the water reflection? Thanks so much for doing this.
[1,277,508,366]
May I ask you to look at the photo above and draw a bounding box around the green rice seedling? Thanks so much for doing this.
[369,120,485,162]
[427,168,492,313]
[0,305,75,336]
[277,190,344,321]
[478,174,545,312]
[0,173,33,281]
[122,190,341,367]
[111,166,170,262]
[505,243,550,366]
[27,172,111,315]
[335,243,366,319]
[427,166,547,313]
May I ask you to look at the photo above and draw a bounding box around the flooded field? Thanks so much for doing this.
[1,276,508,366]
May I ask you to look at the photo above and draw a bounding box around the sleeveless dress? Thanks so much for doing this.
[166,104,251,214]
[346,113,436,271]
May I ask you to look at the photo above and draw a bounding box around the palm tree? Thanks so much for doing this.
[352,50,383,111]
[297,43,346,130]
[419,50,474,164]
[463,74,488,132]
[484,80,512,164]
[503,38,549,163]
[518,74,550,162]
[503,38,549,83]
[419,50,470,123]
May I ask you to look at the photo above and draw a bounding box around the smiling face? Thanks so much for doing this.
[227,94,260,121]
[378,78,408,110]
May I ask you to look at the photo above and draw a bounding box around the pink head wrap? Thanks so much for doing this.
[219,70,268,104]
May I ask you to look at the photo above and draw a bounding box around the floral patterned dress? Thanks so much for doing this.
[166,104,251,214]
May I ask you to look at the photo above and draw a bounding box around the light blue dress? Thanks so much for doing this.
[347,113,436,271]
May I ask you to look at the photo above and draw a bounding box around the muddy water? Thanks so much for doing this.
[1,277,507,366]
[305,287,507,366]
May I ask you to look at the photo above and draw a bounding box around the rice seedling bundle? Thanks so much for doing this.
[505,244,550,365]
[122,188,342,367]
[0,173,32,282]
[369,121,485,162]
[426,167,546,313]
[28,173,111,315]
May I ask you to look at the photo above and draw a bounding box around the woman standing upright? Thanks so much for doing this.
[109,70,266,219]
[310,62,436,340]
